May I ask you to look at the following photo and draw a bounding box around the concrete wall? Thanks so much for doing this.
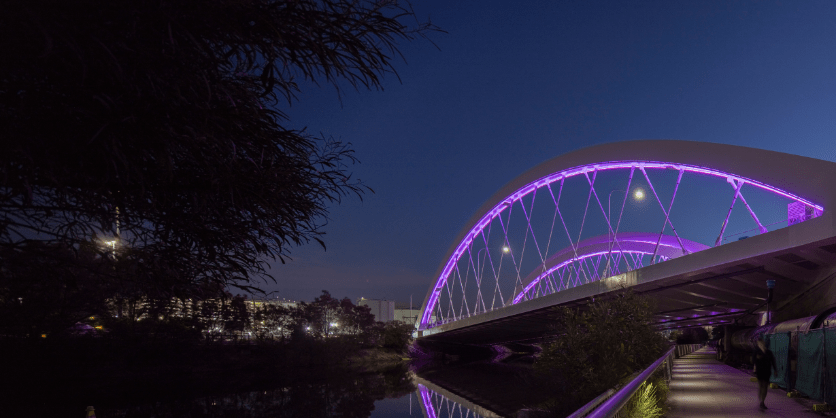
[359,299,395,322]
[395,308,419,325]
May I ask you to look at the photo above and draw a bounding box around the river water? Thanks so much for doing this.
[87,360,549,418]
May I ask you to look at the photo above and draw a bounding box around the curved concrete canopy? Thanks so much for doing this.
[512,232,710,304]
[420,140,836,329]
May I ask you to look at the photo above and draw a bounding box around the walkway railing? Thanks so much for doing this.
[567,344,701,418]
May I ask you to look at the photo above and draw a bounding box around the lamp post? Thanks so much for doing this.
[605,188,644,277]
[475,246,510,279]
[474,245,511,310]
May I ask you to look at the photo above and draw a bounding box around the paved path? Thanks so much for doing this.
[666,347,818,418]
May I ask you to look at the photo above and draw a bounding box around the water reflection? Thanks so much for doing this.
[413,359,552,418]
[417,381,502,418]
[78,361,546,418]
[99,367,416,418]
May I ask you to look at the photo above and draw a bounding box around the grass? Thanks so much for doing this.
[623,374,669,418]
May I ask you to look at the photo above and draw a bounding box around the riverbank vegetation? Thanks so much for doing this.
[533,290,669,416]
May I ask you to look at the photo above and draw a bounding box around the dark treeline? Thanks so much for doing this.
[0,279,413,352]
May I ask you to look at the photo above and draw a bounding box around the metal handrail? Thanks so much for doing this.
[568,346,677,418]
[565,388,618,418]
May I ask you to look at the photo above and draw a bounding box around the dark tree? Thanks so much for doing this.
[0,242,113,337]
[381,321,414,353]
[339,297,376,336]
[0,0,437,299]
[222,294,251,333]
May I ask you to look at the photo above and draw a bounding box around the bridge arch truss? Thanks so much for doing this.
[419,141,833,331]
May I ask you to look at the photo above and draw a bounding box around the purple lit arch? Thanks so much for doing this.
[419,141,833,330]
[512,232,709,304]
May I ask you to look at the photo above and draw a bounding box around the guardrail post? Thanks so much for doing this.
[669,351,674,380]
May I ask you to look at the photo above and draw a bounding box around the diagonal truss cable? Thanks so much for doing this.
[420,160,823,329]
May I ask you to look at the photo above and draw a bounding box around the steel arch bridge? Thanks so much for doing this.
[418,140,836,334]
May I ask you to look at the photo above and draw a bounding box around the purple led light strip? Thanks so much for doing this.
[419,384,489,418]
[418,385,437,418]
[420,161,824,328]
[512,250,665,304]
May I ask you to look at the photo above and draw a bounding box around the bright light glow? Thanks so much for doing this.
[330,322,338,327]
[502,246,510,253]
[633,188,645,200]
[41,334,47,338]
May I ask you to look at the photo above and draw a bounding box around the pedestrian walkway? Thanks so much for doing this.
[666,346,819,417]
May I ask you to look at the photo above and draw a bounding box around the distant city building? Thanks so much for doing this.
[246,297,298,311]
[358,298,395,322]
[394,303,420,325]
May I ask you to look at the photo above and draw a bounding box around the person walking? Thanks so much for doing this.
[754,337,777,409]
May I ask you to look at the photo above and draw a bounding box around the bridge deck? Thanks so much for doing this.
[667,347,819,417]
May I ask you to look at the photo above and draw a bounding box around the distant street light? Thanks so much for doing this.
[474,245,511,312]
[633,188,645,201]
[605,188,645,276]
[102,239,118,258]
[477,245,510,278]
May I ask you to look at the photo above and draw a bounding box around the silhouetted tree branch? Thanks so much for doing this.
[0,0,438,300]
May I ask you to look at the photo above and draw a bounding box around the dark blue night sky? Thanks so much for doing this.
[263,1,836,305]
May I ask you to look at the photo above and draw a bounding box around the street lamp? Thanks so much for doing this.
[605,188,645,277]
[474,245,511,312]
[633,189,645,201]
[476,245,510,277]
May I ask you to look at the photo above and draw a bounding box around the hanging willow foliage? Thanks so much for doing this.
[0,0,438,299]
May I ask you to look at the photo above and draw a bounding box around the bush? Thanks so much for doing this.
[534,290,668,414]
[381,321,414,353]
